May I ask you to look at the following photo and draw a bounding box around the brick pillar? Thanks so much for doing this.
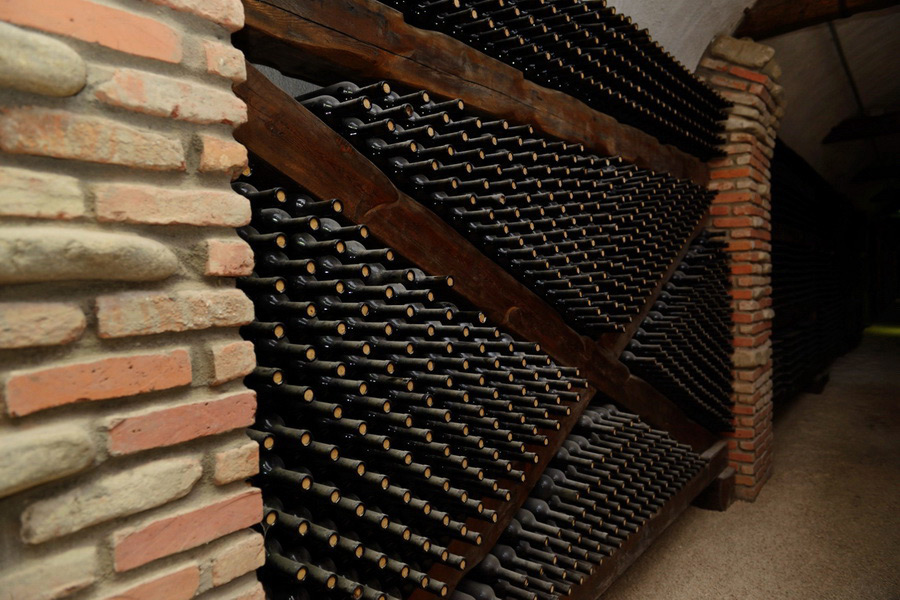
[0,2,264,599]
[696,36,786,501]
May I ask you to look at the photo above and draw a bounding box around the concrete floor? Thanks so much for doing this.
[602,312,900,600]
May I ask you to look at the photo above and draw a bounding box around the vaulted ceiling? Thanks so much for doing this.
[608,0,900,210]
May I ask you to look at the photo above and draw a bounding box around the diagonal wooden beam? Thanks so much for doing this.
[735,0,900,39]
[823,111,900,143]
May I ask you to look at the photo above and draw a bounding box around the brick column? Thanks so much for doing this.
[696,36,786,501]
[0,2,264,599]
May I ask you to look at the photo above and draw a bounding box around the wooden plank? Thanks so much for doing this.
[735,0,900,39]
[693,466,736,512]
[236,0,709,185]
[566,441,730,600]
[233,63,716,453]
[823,111,900,143]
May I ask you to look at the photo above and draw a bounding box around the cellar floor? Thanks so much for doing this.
[602,303,900,600]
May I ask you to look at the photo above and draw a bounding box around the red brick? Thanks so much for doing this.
[731,228,771,240]
[96,289,254,338]
[722,142,753,155]
[730,263,754,275]
[0,166,85,220]
[707,156,734,168]
[731,250,769,262]
[730,450,755,463]
[728,132,757,144]
[749,154,770,173]
[734,473,756,487]
[709,74,750,91]
[0,107,184,170]
[732,404,754,416]
[710,167,752,180]
[202,40,247,83]
[715,190,760,205]
[5,349,191,417]
[198,134,248,178]
[733,204,767,217]
[205,239,255,277]
[0,302,86,349]
[699,57,730,72]
[94,184,249,227]
[708,180,736,191]
[714,216,757,228]
[94,69,246,126]
[100,564,199,600]
[213,439,260,485]
[749,167,768,183]
[732,312,762,325]
[728,65,769,84]
[736,275,771,287]
[210,530,265,586]
[0,0,182,63]
[113,489,261,572]
[107,391,256,455]
[199,580,265,600]
[738,321,772,335]
[734,332,771,347]
[709,204,730,216]
[209,341,256,386]
[147,0,244,32]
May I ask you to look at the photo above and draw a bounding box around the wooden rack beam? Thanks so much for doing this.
[236,0,710,185]
[567,441,730,600]
[235,64,717,454]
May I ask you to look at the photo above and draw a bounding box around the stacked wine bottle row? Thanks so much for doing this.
[451,403,707,600]
[770,141,860,403]
[376,0,728,159]
[298,80,713,336]
[620,232,733,432]
[234,167,590,600]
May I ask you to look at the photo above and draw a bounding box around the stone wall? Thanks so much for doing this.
[0,1,263,599]
[697,35,786,501]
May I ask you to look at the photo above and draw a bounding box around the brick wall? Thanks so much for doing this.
[697,36,785,501]
[0,1,264,599]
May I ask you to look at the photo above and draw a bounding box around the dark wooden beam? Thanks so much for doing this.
[824,111,900,143]
[735,0,900,39]
[693,466,736,511]
[235,0,709,185]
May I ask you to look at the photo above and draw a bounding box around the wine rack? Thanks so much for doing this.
[296,79,714,337]
[454,402,708,600]
[237,169,594,599]
[770,142,861,402]
[377,0,729,160]
[230,0,733,598]
[621,233,733,432]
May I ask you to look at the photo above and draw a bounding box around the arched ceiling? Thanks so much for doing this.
[608,0,900,209]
